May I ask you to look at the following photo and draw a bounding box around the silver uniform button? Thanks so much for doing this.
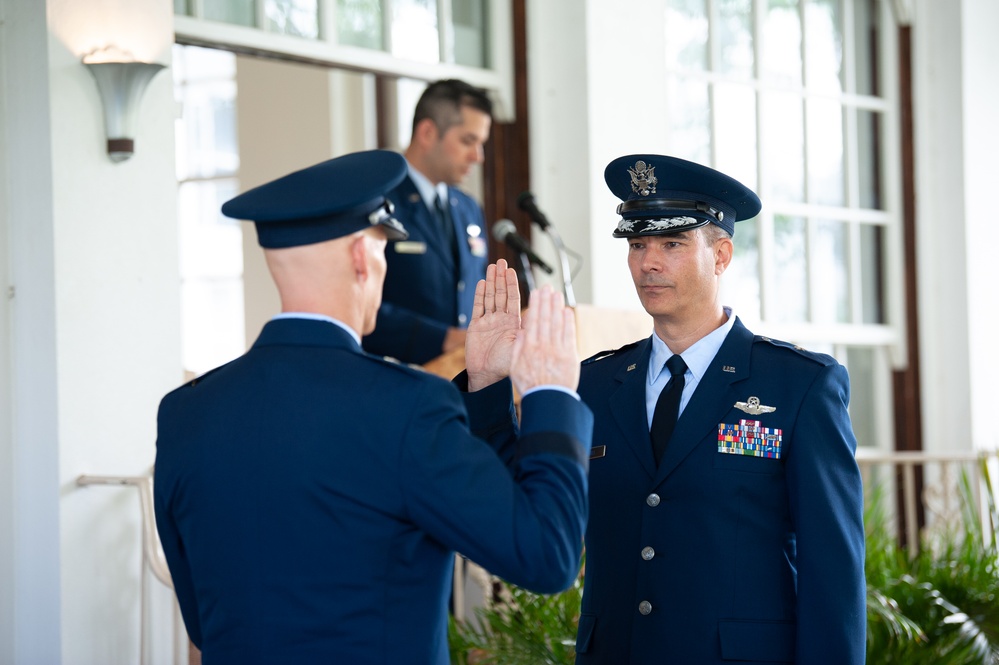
[646,493,661,507]
[457,280,465,292]
[458,313,468,324]
[641,546,655,560]
[638,600,652,615]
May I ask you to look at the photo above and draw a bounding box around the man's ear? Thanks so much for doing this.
[714,236,734,275]
[413,117,439,146]
[351,235,370,281]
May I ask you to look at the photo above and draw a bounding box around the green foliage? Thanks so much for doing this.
[865,462,999,665]
[450,462,999,665]
[449,567,582,665]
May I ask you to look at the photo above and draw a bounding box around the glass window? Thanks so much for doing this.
[806,97,844,206]
[391,0,441,63]
[663,0,897,450]
[805,0,842,93]
[762,0,802,87]
[718,0,754,78]
[174,45,246,377]
[203,0,256,27]
[453,0,489,68]
[666,77,711,165]
[265,0,319,38]
[175,0,190,15]
[761,91,805,203]
[772,215,808,322]
[859,223,884,324]
[337,0,385,49]
[724,217,761,321]
[665,0,709,72]
[813,219,849,323]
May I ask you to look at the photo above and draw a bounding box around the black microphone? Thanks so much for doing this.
[491,219,554,274]
[517,191,552,230]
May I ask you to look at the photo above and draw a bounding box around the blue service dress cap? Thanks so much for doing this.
[221,149,410,248]
[604,154,761,238]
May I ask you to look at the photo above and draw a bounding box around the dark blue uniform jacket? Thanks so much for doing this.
[155,318,592,665]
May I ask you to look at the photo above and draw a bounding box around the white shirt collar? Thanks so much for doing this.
[407,162,448,211]
[648,306,736,387]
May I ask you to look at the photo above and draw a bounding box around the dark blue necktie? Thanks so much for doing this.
[650,354,688,465]
[435,193,458,260]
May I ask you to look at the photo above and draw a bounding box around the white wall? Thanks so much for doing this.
[957,0,999,453]
[912,0,999,453]
[2,0,184,663]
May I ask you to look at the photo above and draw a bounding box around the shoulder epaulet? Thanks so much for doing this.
[184,362,230,388]
[582,340,643,366]
[373,354,430,374]
[753,335,835,366]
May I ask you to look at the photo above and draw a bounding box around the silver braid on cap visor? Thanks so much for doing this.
[616,198,725,223]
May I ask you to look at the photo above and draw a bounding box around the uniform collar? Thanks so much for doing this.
[270,312,361,346]
[648,306,736,387]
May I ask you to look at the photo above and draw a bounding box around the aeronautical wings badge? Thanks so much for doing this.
[734,396,776,415]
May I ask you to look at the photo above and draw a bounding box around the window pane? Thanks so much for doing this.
[718,0,753,78]
[666,0,709,71]
[391,0,440,63]
[845,346,878,448]
[814,219,849,323]
[173,47,239,181]
[852,0,879,96]
[715,82,758,192]
[666,76,710,165]
[453,0,488,68]
[805,0,842,93]
[175,0,190,15]
[762,0,801,87]
[337,0,385,50]
[265,0,319,38]
[773,215,808,322]
[724,217,761,320]
[761,91,804,202]
[860,223,884,324]
[857,108,883,209]
[203,0,256,26]
[177,178,245,375]
[807,97,844,206]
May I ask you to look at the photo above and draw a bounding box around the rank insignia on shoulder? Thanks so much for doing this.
[734,396,776,415]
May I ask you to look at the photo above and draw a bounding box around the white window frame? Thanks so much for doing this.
[174,0,516,120]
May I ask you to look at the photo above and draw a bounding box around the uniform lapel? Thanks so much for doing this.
[606,338,658,479]
[654,318,754,484]
[396,178,455,269]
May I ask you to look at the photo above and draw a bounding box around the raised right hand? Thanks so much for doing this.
[509,286,579,394]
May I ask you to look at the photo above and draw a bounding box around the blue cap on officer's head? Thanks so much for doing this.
[221,149,409,248]
[604,154,761,238]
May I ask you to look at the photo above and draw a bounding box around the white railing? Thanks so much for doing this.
[76,473,183,665]
[856,448,999,554]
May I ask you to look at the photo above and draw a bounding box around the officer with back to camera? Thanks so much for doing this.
[153,149,593,665]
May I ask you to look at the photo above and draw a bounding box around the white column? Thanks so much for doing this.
[1,0,184,663]
[912,0,998,453]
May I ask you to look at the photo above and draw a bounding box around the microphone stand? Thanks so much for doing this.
[541,224,576,308]
[516,251,537,293]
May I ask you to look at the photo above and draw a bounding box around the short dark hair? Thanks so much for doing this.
[411,79,493,136]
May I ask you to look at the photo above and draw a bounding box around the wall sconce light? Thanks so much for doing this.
[83,47,166,163]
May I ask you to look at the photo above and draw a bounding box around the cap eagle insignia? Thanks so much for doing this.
[628,160,658,196]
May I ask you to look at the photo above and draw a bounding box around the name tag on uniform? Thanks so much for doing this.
[394,241,427,254]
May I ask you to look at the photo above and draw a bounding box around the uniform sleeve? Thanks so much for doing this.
[400,380,593,594]
[153,402,204,648]
[785,362,866,664]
